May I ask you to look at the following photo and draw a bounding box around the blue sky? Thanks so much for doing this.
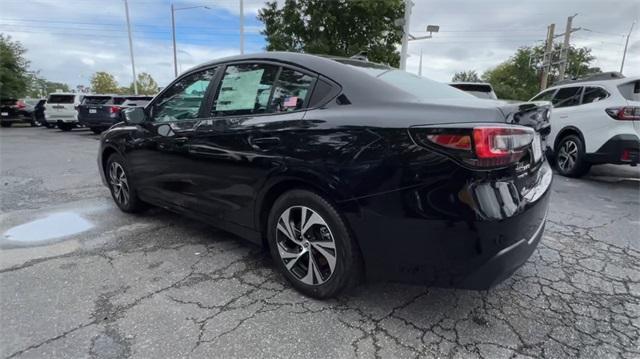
[0,0,638,89]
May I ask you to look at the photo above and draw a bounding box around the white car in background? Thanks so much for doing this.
[530,72,640,177]
[44,93,84,131]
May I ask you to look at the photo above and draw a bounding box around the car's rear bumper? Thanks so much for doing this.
[345,160,552,290]
[0,115,31,123]
[586,134,640,165]
[78,115,118,128]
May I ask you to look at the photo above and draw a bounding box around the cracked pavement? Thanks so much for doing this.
[1,127,639,358]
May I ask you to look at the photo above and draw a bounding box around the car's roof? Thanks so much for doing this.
[545,76,640,91]
[181,52,408,105]
[47,92,79,96]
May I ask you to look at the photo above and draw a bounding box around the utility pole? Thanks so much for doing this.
[540,23,555,91]
[558,14,578,80]
[418,48,423,76]
[620,21,636,74]
[124,0,138,94]
[171,3,178,77]
[239,0,244,54]
[399,0,412,70]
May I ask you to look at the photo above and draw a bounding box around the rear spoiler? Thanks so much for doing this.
[498,101,552,135]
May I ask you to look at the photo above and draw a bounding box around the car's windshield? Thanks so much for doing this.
[336,59,474,100]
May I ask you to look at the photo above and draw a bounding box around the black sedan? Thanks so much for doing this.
[98,52,552,298]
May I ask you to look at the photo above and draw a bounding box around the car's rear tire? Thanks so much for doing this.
[58,123,73,131]
[90,127,103,135]
[266,189,362,299]
[555,134,591,177]
[0,122,11,128]
[106,153,146,213]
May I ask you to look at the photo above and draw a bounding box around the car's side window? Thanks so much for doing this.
[268,68,315,113]
[582,87,610,104]
[552,87,582,108]
[211,63,279,117]
[151,67,217,123]
[531,89,555,102]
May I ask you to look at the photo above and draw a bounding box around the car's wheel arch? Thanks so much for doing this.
[554,126,585,152]
[101,144,121,175]
[255,173,359,249]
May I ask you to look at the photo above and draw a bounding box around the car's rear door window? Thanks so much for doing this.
[531,89,556,102]
[552,87,582,108]
[581,87,610,104]
[211,63,279,116]
[268,68,315,112]
[151,67,218,123]
[47,95,75,104]
[82,96,112,105]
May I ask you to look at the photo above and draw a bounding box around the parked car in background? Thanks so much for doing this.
[449,82,498,99]
[0,99,34,127]
[530,72,640,177]
[99,52,552,298]
[44,93,84,131]
[78,95,153,134]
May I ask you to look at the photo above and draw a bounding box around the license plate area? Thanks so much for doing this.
[89,109,97,114]
[1,112,8,116]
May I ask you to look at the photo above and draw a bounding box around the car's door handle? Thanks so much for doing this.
[559,115,568,119]
[249,136,280,149]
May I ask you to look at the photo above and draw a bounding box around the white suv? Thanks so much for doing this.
[44,93,84,131]
[530,73,640,177]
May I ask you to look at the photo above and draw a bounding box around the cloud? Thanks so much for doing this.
[0,0,637,88]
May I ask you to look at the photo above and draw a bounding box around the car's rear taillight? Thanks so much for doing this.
[13,100,26,110]
[410,125,535,168]
[605,107,640,121]
[109,106,121,114]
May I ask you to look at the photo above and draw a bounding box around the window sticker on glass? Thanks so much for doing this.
[216,69,265,111]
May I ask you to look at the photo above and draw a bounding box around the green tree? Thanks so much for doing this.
[482,44,601,101]
[129,72,158,95]
[90,71,119,94]
[451,70,481,82]
[25,74,71,98]
[0,34,30,98]
[258,0,404,66]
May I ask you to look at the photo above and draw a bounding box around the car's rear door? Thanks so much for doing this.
[46,94,77,120]
[187,62,317,230]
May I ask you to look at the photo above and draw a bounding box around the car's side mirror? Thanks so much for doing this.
[123,107,147,125]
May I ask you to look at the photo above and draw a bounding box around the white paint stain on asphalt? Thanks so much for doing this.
[2,212,93,243]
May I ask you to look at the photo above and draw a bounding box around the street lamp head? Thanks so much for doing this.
[426,25,440,33]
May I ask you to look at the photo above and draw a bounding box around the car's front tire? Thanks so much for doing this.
[555,134,591,177]
[267,189,362,299]
[106,153,145,213]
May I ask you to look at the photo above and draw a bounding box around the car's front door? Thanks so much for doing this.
[125,67,220,211]
[186,62,318,231]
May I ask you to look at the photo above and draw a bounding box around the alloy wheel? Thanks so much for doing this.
[108,162,130,206]
[557,140,578,172]
[275,206,337,286]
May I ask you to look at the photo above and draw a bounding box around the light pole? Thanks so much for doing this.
[398,0,412,70]
[239,0,244,54]
[620,21,636,74]
[124,0,138,94]
[171,4,211,77]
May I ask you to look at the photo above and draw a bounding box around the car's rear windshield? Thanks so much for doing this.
[48,94,75,104]
[82,96,112,105]
[1,99,18,105]
[336,59,474,100]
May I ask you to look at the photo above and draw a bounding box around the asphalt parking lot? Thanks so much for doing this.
[1,126,639,359]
